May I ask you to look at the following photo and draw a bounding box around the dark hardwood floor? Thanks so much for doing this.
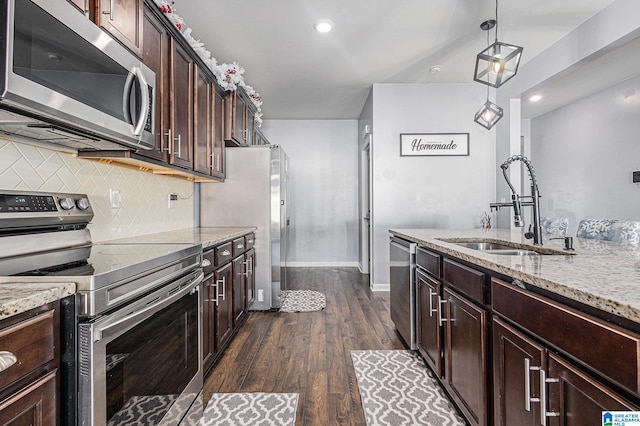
[203,267,406,425]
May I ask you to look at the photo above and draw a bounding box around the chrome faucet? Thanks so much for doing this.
[490,155,543,245]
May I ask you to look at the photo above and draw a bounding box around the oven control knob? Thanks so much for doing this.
[59,197,75,210]
[76,198,91,210]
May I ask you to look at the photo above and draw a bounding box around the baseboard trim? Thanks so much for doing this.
[371,283,390,292]
[287,261,360,267]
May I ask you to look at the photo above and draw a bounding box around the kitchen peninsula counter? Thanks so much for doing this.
[0,282,75,319]
[390,228,640,324]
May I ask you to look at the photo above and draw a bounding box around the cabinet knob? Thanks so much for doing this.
[0,351,17,372]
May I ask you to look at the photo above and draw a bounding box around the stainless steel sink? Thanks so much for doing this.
[439,239,572,256]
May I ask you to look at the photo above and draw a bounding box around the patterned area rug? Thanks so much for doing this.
[279,290,326,312]
[201,393,298,426]
[107,394,179,425]
[351,350,466,426]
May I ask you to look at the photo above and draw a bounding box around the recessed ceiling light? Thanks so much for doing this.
[429,65,442,74]
[314,19,334,33]
[529,94,542,102]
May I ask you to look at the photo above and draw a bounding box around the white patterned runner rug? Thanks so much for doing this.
[279,290,326,312]
[201,392,298,426]
[351,350,466,426]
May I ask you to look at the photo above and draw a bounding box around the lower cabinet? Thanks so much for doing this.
[442,287,488,426]
[202,233,255,374]
[0,302,60,425]
[244,248,255,310]
[415,245,640,426]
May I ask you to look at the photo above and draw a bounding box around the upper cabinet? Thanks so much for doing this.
[211,86,226,179]
[224,89,256,146]
[193,64,212,175]
[169,39,194,169]
[138,6,170,162]
[92,0,144,57]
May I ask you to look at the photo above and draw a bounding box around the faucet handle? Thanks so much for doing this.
[550,236,574,251]
[524,224,534,240]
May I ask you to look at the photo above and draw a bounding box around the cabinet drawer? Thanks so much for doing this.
[0,310,55,390]
[202,248,214,275]
[232,237,246,257]
[416,247,440,278]
[244,233,255,251]
[214,242,233,266]
[443,258,485,303]
[492,278,640,395]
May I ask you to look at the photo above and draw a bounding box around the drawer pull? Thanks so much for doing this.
[201,259,211,267]
[512,279,527,289]
[247,239,254,244]
[236,244,244,249]
[221,250,231,256]
[438,297,448,327]
[524,358,541,412]
[428,288,438,317]
[0,351,17,372]
[540,369,560,424]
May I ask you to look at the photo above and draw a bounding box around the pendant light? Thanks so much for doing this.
[474,87,503,129]
[473,0,523,88]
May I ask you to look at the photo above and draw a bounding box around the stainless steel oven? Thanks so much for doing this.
[0,0,155,151]
[0,190,203,425]
[77,269,203,426]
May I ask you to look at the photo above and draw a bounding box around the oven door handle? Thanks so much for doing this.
[94,271,203,342]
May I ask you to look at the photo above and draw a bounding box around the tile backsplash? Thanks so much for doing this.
[0,139,194,242]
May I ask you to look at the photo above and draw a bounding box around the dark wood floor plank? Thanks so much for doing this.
[203,267,406,425]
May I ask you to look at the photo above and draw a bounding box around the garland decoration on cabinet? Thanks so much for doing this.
[153,0,264,126]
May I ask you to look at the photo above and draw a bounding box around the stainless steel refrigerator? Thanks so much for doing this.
[200,145,290,310]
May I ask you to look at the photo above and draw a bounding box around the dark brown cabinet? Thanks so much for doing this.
[0,302,60,425]
[139,6,170,162]
[193,65,212,175]
[492,317,544,426]
[442,287,488,426]
[169,39,194,169]
[232,255,246,326]
[93,0,144,57]
[245,247,255,309]
[214,262,233,358]
[224,89,255,146]
[211,86,226,179]
[416,269,442,377]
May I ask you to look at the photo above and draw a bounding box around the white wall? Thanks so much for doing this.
[531,74,640,234]
[495,0,640,228]
[0,139,195,241]
[371,83,493,288]
[260,120,359,266]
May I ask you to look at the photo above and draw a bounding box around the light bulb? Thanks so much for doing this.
[492,60,502,73]
[483,109,495,122]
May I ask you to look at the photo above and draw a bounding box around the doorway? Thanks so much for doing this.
[359,131,372,277]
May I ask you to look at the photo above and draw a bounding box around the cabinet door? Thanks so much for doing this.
[232,255,246,326]
[0,370,57,425]
[224,91,248,145]
[94,0,143,57]
[444,288,488,426]
[214,263,233,351]
[245,248,255,309]
[493,317,545,426]
[202,274,216,372]
[416,269,443,377]
[138,6,169,162]
[169,40,194,169]
[211,87,225,179]
[547,352,639,426]
[246,106,255,146]
[193,65,212,175]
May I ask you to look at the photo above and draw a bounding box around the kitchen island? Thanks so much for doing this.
[390,228,640,426]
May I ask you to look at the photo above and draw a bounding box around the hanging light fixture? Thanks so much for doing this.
[473,0,523,88]
[474,87,503,129]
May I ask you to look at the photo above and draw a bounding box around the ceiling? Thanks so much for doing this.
[171,0,617,120]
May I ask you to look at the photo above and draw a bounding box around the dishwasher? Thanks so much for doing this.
[389,236,417,350]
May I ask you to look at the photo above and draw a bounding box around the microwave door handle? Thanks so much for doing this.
[132,66,150,137]
[122,69,136,125]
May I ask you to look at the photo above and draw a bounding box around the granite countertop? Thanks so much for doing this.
[0,282,75,320]
[103,227,257,248]
[390,228,640,324]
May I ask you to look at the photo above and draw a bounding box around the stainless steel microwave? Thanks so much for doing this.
[0,0,156,151]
